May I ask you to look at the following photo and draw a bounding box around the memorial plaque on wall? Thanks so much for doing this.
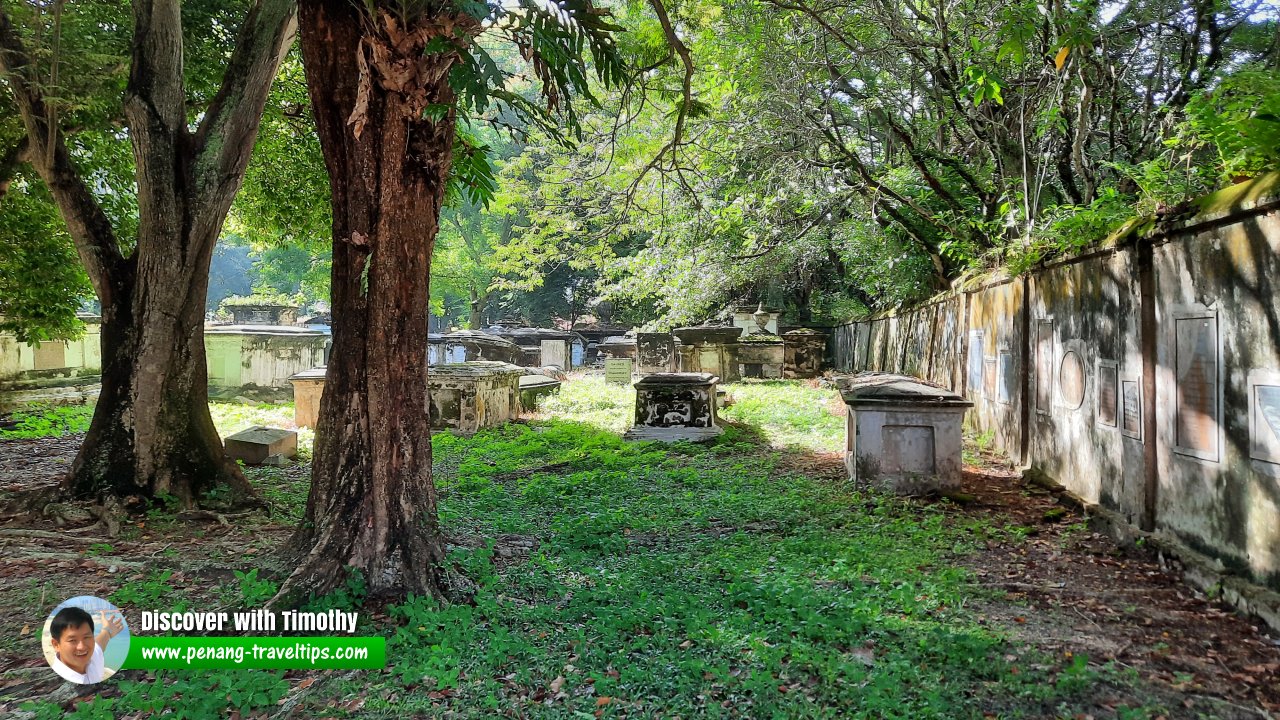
[604,358,634,384]
[1122,380,1142,437]
[997,351,1016,404]
[1097,363,1118,427]
[1058,350,1086,410]
[1036,320,1054,411]
[983,357,997,398]
[1251,383,1280,464]
[1174,315,1218,457]
[967,331,984,395]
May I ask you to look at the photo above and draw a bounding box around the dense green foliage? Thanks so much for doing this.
[4,0,1277,335]
[486,0,1278,325]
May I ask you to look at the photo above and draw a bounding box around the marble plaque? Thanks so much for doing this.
[1036,321,1053,411]
[1252,384,1280,463]
[983,357,997,398]
[967,331,984,395]
[1058,350,1086,409]
[1097,363,1118,427]
[1174,315,1218,456]
[998,351,1016,404]
[1122,380,1142,437]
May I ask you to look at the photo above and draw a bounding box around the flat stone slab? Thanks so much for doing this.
[840,372,972,406]
[224,426,297,465]
[623,426,723,442]
[672,326,742,345]
[634,372,718,386]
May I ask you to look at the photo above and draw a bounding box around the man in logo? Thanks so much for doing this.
[48,606,123,684]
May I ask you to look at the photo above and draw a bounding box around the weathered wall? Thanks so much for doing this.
[831,176,1280,593]
[205,330,329,390]
[0,320,103,382]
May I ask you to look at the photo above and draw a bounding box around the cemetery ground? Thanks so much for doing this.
[0,379,1277,719]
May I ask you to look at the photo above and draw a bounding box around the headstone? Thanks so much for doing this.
[967,330,984,395]
[997,351,1016,404]
[1122,380,1142,437]
[224,426,298,465]
[1251,383,1280,463]
[637,333,675,374]
[1035,321,1053,410]
[605,358,633,384]
[1058,350,1086,409]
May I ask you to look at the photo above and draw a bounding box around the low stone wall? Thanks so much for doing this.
[829,174,1280,616]
[206,326,329,394]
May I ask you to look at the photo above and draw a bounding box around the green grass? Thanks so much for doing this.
[0,403,94,438]
[720,380,844,452]
[1,400,313,453]
[14,380,1140,718]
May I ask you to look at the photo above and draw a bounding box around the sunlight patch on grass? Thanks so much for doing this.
[720,380,844,453]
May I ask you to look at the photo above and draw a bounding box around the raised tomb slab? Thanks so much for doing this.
[624,372,722,442]
[840,372,972,495]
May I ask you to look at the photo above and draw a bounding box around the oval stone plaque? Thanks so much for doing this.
[1059,350,1086,409]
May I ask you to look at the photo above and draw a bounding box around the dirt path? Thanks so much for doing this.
[952,456,1280,717]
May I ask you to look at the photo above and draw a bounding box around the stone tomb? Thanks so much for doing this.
[673,325,741,382]
[288,362,524,434]
[597,335,637,361]
[289,366,327,428]
[519,374,562,410]
[429,362,525,434]
[840,373,972,494]
[783,328,827,379]
[438,331,523,366]
[224,426,298,465]
[624,372,722,442]
[737,334,785,378]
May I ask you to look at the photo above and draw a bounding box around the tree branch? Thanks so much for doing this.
[194,0,298,213]
[0,8,124,294]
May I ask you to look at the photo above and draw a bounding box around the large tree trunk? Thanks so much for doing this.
[278,0,476,601]
[67,230,251,506]
[1,1,295,508]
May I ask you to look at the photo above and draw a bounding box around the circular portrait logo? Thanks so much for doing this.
[42,596,130,684]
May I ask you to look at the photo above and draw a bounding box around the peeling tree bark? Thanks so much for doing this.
[277,0,478,602]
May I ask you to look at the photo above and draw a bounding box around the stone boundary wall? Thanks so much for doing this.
[829,175,1280,615]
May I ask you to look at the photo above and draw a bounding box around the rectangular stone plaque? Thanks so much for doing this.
[983,357,997,399]
[637,333,675,373]
[1251,383,1280,464]
[1098,362,1118,427]
[1122,380,1141,438]
[997,351,1015,405]
[967,331,984,395]
[1035,320,1053,411]
[881,425,936,475]
[1174,315,1218,457]
[604,358,633,384]
[540,339,568,370]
